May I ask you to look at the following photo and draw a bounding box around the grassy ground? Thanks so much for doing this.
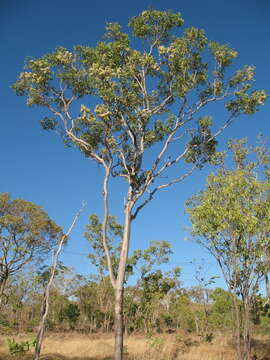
[0,332,270,360]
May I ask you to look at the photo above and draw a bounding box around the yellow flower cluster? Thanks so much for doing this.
[20,72,32,79]
[90,63,116,78]
[253,90,267,105]
[80,104,90,113]
[158,46,167,55]
[20,70,50,84]
[55,50,73,64]
[215,49,237,61]
[94,104,111,118]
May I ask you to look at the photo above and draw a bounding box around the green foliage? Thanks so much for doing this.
[186,138,270,357]
[184,116,217,168]
[128,240,173,277]
[0,193,62,299]
[210,288,232,315]
[204,333,214,343]
[7,337,36,356]
[123,345,128,355]
[169,292,196,332]
[85,214,177,286]
[75,277,114,331]
[127,267,181,333]
[140,269,180,302]
[3,260,270,336]
[186,139,270,284]
[129,10,183,42]
[34,262,72,288]
[13,9,266,188]
[147,335,165,349]
[208,288,233,329]
[85,214,123,278]
[60,303,80,329]
[250,295,270,325]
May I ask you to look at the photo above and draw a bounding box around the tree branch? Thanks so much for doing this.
[132,166,195,219]
[102,164,116,288]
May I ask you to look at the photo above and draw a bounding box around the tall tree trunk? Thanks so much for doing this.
[265,273,270,300]
[230,271,243,360]
[232,292,243,360]
[114,199,133,360]
[0,277,7,308]
[231,243,243,360]
[243,298,251,360]
[34,287,50,360]
[115,287,124,360]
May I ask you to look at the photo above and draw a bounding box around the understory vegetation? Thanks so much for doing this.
[1,251,270,360]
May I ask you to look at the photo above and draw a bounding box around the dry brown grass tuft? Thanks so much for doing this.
[0,332,269,360]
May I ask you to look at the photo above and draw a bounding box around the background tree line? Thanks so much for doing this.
[1,199,270,341]
[1,256,270,339]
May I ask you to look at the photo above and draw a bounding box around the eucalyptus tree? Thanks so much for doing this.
[13,9,266,359]
[0,193,62,307]
[186,139,270,360]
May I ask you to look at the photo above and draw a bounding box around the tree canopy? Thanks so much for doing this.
[186,139,270,284]
[0,193,62,303]
[186,139,270,360]
[13,10,266,196]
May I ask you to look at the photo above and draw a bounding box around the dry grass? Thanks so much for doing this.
[0,332,269,360]
[180,336,235,360]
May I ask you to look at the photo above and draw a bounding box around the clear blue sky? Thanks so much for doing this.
[1,0,269,288]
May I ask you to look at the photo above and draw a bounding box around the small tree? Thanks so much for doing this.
[0,193,62,307]
[188,260,218,340]
[85,213,178,333]
[210,288,232,330]
[13,9,266,359]
[127,242,180,333]
[186,139,270,360]
[61,303,80,329]
[85,214,124,279]
[34,204,84,360]
[85,213,174,280]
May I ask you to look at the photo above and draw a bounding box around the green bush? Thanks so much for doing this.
[7,337,36,356]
